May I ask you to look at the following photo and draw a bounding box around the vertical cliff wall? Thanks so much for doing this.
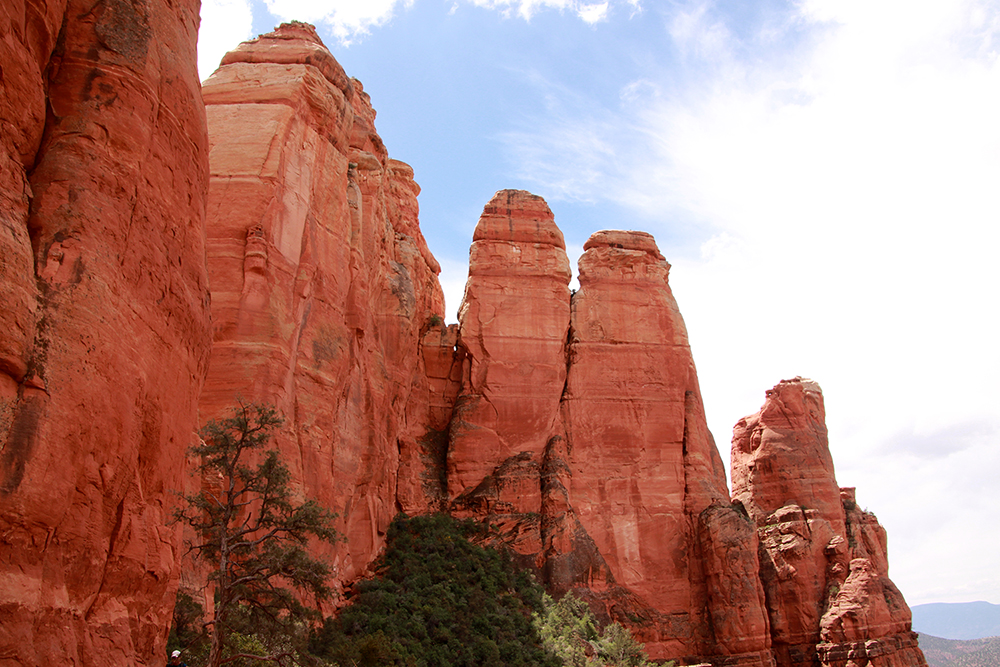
[732,378,927,667]
[0,0,211,665]
[447,190,572,556]
[197,23,447,592]
[562,230,769,663]
[441,195,774,665]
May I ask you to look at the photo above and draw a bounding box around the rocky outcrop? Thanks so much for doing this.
[197,23,447,598]
[447,190,572,557]
[732,378,927,667]
[440,208,773,664]
[561,230,769,663]
[0,0,211,665]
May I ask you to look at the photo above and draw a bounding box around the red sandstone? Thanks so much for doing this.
[732,378,927,667]
[0,1,211,665]
[197,24,446,601]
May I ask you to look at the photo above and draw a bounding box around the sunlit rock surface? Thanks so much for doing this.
[197,23,448,599]
[0,15,925,667]
[0,0,211,664]
[733,378,927,667]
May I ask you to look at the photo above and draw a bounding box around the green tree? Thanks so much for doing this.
[595,622,657,667]
[309,513,559,667]
[533,592,598,666]
[533,592,660,667]
[174,402,339,667]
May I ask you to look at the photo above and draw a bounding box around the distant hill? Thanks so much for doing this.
[912,601,1000,640]
[918,633,1000,667]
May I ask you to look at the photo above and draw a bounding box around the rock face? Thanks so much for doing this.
[561,230,770,663]
[442,204,773,664]
[732,378,927,667]
[447,190,572,556]
[197,23,447,595]
[0,0,211,665]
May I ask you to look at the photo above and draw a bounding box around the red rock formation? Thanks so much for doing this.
[197,24,447,597]
[446,189,572,557]
[0,0,211,664]
[732,378,927,667]
[561,230,770,664]
[442,214,772,664]
[0,11,924,667]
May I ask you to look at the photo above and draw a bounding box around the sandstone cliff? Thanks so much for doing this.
[442,194,774,664]
[0,0,211,665]
[197,23,448,600]
[732,378,927,667]
[447,190,572,556]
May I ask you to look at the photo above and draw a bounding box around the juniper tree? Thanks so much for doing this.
[174,401,339,667]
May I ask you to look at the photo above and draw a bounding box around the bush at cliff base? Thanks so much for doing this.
[309,513,558,667]
[308,513,663,667]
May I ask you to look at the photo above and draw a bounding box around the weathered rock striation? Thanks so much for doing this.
[561,230,771,663]
[197,23,448,599]
[447,190,572,556]
[732,378,927,667]
[441,202,774,664]
[0,0,211,665]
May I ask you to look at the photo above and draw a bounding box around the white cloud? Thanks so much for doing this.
[502,0,1000,604]
[210,0,636,49]
[198,0,254,80]
[668,1,734,63]
[262,0,411,43]
[467,0,624,23]
[578,2,609,24]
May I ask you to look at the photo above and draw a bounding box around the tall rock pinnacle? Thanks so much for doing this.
[448,189,572,521]
[733,378,927,667]
[197,23,446,594]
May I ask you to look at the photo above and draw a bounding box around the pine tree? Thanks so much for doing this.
[174,401,339,667]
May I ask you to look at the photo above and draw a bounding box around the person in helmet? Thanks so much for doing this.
[168,650,187,666]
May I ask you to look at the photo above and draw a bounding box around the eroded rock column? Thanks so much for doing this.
[732,378,927,667]
[198,24,446,591]
[561,230,768,662]
[447,190,571,553]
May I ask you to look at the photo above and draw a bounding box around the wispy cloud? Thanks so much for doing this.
[250,0,636,45]
[261,0,413,43]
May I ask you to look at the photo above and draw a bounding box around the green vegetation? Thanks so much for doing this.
[173,401,340,667]
[170,427,661,666]
[309,513,559,667]
[308,513,662,667]
[534,592,658,667]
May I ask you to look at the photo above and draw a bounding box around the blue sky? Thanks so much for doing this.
[198,0,1000,607]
